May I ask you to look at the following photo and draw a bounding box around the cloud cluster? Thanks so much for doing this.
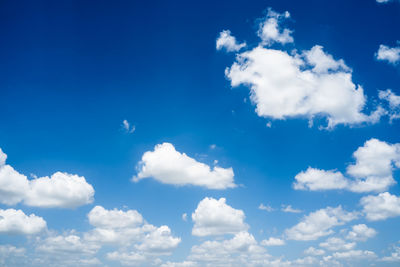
[294,138,400,193]
[0,148,94,208]
[216,30,246,52]
[221,8,383,129]
[257,8,293,46]
[376,44,400,64]
[134,143,236,189]
[285,206,358,241]
[33,205,181,266]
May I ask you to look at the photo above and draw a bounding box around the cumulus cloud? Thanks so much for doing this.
[304,247,325,256]
[294,138,400,193]
[192,197,248,236]
[346,224,377,241]
[360,192,400,221]
[379,89,400,121]
[285,206,358,241]
[133,143,235,189]
[216,30,246,52]
[0,148,94,208]
[376,44,400,64]
[223,9,383,129]
[226,45,382,129]
[319,237,356,251]
[188,232,270,266]
[261,237,285,246]
[0,208,46,235]
[294,168,349,191]
[257,8,293,46]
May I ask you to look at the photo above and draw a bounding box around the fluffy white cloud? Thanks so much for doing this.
[261,237,285,246]
[0,208,46,235]
[0,148,94,208]
[257,8,293,45]
[84,205,180,266]
[294,138,400,193]
[285,206,358,241]
[36,233,100,256]
[304,247,325,256]
[135,225,181,254]
[188,231,270,266]
[88,205,143,229]
[224,9,383,128]
[376,44,400,64]
[216,30,246,52]
[360,192,400,221]
[319,237,356,251]
[25,172,94,208]
[346,224,377,241]
[134,143,235,189]
[226,45,381,129]
[294,168,349,191]
[379,89,400,121]
[192,197,248,236]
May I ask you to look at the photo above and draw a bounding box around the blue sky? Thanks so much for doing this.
[0,0,400,266]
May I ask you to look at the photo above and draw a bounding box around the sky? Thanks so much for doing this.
[0,0,400,266]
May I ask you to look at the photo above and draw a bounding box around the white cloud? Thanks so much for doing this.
[122,119,135,133]
[259,203,274,212]
[133,143,236,189]
[226,45,381,129]
[257,8,293,46]
[0,208,46,235]
[332,250,376,260]
[294,138,400,193]
[261,237,285,246]
[285,206,358,241]
[319,237,356,251]
[346,224,377,242]
[360,192,400,221]
[0,245,26,266]
[376,44,400,64]
[382,245,400,262]
[224,9,384,129]
[25,172,94,208]
[192,197,248,236]
[216,30,246,52]
[85,205,180,260]
[88,205,143,229]
[294,168,349,191]
[0,148,94,208]
[182,213,188,221]
[36,233,100,256]
[304,247,325,256]
[379,89,400,121]
[281,205,302,213]
[188,231,270,266]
